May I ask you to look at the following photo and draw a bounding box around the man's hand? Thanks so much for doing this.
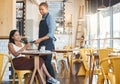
[34,38,42,44]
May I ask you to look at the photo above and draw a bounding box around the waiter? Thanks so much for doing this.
[34,2,56,82]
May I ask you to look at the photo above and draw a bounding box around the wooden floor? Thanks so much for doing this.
[2,62,85,84]
[55,61,84,84]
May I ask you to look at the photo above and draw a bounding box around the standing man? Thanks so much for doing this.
[34,2,56,83]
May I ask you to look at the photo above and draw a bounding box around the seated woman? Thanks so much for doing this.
[8,30,60,84]
[80,35,86,48]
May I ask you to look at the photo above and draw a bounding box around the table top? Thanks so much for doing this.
[54,49,73,53]
[20,50,52,56]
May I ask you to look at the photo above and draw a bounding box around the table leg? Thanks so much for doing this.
[30,56,46,84]
[30,68,36,84]
[35,56,46,84]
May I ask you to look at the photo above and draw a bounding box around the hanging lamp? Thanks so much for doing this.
[97,0,106,10]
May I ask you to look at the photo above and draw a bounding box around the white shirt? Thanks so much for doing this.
[10,43,25,59]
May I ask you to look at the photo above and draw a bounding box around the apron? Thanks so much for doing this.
[38,13,55,51]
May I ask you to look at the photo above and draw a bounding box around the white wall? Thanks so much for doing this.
[25,0,41,41]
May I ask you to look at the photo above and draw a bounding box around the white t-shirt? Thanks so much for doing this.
[10,43,25,59]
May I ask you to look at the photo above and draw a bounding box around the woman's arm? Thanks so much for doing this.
[8,43,30,57]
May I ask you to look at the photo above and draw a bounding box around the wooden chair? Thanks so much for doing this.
[0,53,10,83]
[57,56,69,71]
[70,52,82,75]
[110,57,120,84]
[57,45,72,71]
[77,48,95,84]
[8,54,38,84]
[97,57,115,84]
[97,49,115,84]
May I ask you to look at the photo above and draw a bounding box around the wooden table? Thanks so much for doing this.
[21,50,53,84]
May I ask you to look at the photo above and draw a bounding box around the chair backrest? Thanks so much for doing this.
[98,49,109,61]
[63,45,72,49]
[0,53,10,81]
[110,57,120,84]
[98,48,113,61]
[63,45,72,58]
[107,48,113,53]
[79,48,94,71]
[98,48,113,75]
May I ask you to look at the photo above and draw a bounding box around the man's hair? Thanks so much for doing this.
[39,2,48,8]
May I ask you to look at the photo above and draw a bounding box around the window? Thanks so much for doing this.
[99,9,110,48]
[113,3,120,49]
[89,13,98,48]
[47,1,64,34]
[16,1,25,36]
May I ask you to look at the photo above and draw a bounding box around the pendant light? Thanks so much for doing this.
[97,0,106,10]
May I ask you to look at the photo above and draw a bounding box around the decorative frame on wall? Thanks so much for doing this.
[16,1,25,36]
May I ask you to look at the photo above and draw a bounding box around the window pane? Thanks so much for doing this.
[113,3,120,49]
[47,2,64,33]
[89,13,98,48]
[99,9,110,48]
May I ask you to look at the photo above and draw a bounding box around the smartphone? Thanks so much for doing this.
[29,40,36,43]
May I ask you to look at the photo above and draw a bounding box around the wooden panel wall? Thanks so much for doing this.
[0,0,16,37]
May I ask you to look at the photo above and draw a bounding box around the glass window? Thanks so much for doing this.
[99,9,111,48]
[47,2,64,34]
[85,2,120,49]
[89,13,98,48]
[16,1,25,36]
[113,3,120,49]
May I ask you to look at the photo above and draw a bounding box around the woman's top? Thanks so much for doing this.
[10,43,25,59]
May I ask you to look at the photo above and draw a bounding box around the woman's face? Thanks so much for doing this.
[39,5,48,15]
[12,31,21,41]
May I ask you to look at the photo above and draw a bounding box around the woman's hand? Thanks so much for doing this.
[24,43,31,49]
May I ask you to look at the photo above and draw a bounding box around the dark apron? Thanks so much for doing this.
[38,13,55,51]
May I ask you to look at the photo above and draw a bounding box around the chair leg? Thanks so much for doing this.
[97,75,104,84]
[24,73,29,84]
[64,59,69,70]
[54,61,59,73]
[71,61,73,73]
[17,73,23,84]
[0,78,2,84]
[52,60,58,73]
[35,75,39,84]
[84,75,89,84]
[107,74,116,84]
[12,73,16,84]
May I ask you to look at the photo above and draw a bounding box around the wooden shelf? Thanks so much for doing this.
[0,36,9,39]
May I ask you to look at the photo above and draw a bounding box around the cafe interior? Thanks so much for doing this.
[0,0,120,84]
